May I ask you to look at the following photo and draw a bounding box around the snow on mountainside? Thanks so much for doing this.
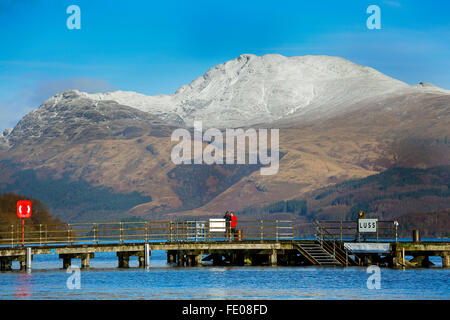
[5,54,449,144]
[76,54,413,127]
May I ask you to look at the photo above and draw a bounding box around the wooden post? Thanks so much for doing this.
[138,255,144,267]
[270,249,277,266]
[0,258,12,271]
[62,255,71,269]
[244,255,252,266]
[81,253,90,269]
[195,253,203,266]
[212,254,222,266]
[177,251,185,267]
[117,252,129,268]
[442,253,449,268]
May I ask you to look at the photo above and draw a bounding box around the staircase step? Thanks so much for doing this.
[296,243,342,266]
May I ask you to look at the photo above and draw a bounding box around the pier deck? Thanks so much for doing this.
[0,220,448,270]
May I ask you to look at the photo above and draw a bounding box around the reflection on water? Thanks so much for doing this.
[0,251,448,300]
[14,272,32,299]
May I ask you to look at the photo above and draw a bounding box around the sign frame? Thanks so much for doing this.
[358,218,378,233]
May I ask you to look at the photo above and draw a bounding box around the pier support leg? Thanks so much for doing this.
[442,253,449,268]
[244,255,252,266]
[186,255,194,266]
[393,251,403,269]
[212,254,222,266]
[233,253,244,266]
[81,254,90,269]
[167,250,176,264]
[117,253,129,268]
[270,250,278,266]
[26,247,32,271]
[144,244,150,268]
[195,254,203,266]
[177,251,185,267]
[62,256,71,269]
[1,258,12,271]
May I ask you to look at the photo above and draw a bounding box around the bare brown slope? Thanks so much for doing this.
[171,91,450,217]
[0,90,448,222]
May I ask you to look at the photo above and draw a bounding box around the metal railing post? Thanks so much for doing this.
[340,221,343,242]
[276,220,279,241]
[260,220,264,241]
[395,221,398,243]
[39,224,42,246]
[10,224,12,247]
[292,221,294,240]
[93,223,97,244]
[145,221,148,243]
[120,222,123,244]
[67,224,71,245]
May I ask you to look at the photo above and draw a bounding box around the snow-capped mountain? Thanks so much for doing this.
[1,54,449,222]
[3,54,449,148]
[54,54,413,127]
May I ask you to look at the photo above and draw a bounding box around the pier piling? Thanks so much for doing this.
[442,253,449,268]
[144,243,150,267]
[26,247,32,271]
[270,250,278,266]
[117,252,130,268]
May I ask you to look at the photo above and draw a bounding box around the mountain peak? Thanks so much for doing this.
[414,81,449,94]
[18,54,417,129]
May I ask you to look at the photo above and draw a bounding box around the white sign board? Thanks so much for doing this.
[358,218,378,233]
[344,242,390,253]
[209,219,226,233]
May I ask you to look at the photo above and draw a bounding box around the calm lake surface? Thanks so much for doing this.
[0,249,449,300]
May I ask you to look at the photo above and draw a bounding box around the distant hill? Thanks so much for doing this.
[236,166,450,236]
[396,209,449,238]
[304,166,450,221]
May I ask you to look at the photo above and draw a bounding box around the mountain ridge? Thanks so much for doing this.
[0,54,448,224]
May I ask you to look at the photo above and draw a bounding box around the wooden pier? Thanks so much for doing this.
[0,220,448,271]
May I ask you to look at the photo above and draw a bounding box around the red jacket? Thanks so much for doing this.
[230,215,237,228]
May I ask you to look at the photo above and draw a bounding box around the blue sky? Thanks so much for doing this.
[0,0,449,130]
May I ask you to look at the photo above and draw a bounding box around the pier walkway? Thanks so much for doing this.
[0,220,448,270]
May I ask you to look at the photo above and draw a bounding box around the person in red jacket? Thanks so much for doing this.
[230,212,237,240]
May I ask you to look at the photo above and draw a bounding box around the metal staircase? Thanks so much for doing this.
[296,243,342,266]
[314,222,361,266]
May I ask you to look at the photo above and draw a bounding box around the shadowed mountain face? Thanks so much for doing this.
[0,54,449,223]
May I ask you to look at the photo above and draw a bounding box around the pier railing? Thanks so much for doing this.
[315,220,398,242]
[0,220,293,247]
